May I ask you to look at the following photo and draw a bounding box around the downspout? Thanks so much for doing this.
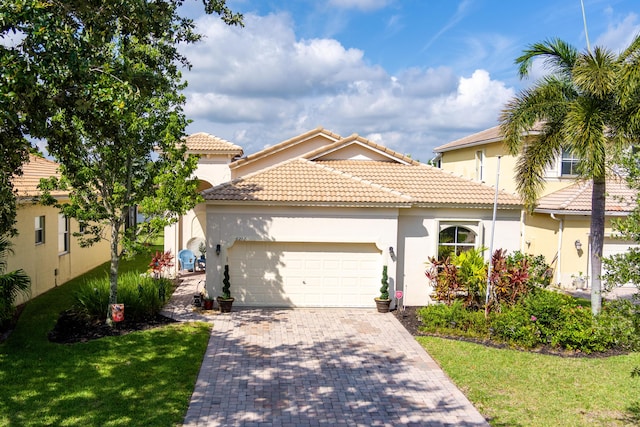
[550,213,563,286]
[520,210,526,252]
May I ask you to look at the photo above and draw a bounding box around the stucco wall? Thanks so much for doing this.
[7,202,110,302]
[397,207,522,306]
[205,205,399,303]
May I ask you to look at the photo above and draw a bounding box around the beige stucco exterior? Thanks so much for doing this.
[435,127,635,289]
[8,200,110,303]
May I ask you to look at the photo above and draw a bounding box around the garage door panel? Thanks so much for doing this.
[228,241,381,307]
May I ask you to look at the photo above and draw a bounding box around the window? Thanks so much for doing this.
[561,149,580,176]
[35,216,45,244]
[475,150,484,181]
[58,214,70,254]
[438,226,476,259]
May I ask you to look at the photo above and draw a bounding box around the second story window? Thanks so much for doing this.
[561,149,580,176]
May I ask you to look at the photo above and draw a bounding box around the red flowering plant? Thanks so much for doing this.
[149,250,174,279]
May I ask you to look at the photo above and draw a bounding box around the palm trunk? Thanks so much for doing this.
[590,177,606,315]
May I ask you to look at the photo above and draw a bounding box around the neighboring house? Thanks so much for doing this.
[434,125,638,288]
[8,155,110,302]
[199,127,522,307]
[164,132,244,275]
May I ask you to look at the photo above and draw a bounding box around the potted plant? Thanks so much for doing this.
[198,242,206,261]
[374,265,391,313]
[202,288,214,310]
[217,264,234,313]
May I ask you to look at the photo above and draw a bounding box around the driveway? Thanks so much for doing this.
[180,307,489,426]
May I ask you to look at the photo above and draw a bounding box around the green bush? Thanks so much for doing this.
[75,272,173,321]
[490,305,541,348]
[593,299,640,351]
[418,300,488,337]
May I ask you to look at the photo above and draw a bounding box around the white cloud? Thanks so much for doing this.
[595,12,640,52]
[181,10,515,161]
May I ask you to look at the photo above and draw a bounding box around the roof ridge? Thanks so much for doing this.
[309,160,412,200]
[559,181,591,209]
[230,127,342,168]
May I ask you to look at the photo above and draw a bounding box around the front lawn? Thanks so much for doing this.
[0,248,212,426]
[419,336,640,426]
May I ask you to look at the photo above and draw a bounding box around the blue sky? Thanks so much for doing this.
[179,0,640,161]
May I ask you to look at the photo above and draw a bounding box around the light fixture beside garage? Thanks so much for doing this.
[574,240,582,251]
[389,246,396,261]
[216,244,221,256]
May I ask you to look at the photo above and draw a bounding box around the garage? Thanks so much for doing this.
[603,238,640,287]
[227,241,382,307]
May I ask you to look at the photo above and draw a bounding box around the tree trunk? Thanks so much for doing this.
[590,177,606,315]
[107,222,120,324]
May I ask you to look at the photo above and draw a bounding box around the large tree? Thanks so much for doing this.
[1,1,242,319]
[500,36,640,315]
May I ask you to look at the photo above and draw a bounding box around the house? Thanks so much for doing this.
[433,125,638,288]
[164,132,244,275]
[198,127,522,307]
[8,155,111,302]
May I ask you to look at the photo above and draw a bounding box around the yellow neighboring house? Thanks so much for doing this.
[434,125,638,289]
[8,155,110,302]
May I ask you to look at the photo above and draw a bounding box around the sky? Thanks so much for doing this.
[177,0,640,162]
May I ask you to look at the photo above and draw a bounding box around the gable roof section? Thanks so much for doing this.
[204,158,411,206]
[204,157,521,208]
[230,127,342,172]
[13,155,66,198]
[434,123,542,153]
[535,178,636,215]
[182,132,243,155]
[305,134,420,165]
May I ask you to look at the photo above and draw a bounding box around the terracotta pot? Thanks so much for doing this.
[374,298,391,313]
[217,297,235,313]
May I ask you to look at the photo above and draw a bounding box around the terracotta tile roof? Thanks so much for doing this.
[316,160,521,207]
[304,134,422,166]
[182,132,243,155]
[231,127,342,169]
[536,178,636,214]
[13,155,66,198]
[204,158,521,208]
[434,123,542,153]
[204,158,411,205]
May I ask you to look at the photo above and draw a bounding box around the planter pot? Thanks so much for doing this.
[203,299,214,310]
[217,297,235,313]
[374,298,391,313]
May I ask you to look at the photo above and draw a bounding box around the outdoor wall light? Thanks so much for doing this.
[389,246,395,257]
[215,244,221,256]
[574,240,582,251]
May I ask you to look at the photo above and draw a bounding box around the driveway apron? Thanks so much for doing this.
[182,308,488,427]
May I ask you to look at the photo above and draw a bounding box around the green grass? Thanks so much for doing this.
[0,246,212,427]
[418,336,640,426]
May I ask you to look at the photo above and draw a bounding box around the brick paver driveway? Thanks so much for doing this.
[183,308,488,427]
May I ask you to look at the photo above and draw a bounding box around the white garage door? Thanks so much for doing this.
[228,241,382,307]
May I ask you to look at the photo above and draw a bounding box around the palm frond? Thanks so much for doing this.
[516,38,578,79]
[573,47,618,99]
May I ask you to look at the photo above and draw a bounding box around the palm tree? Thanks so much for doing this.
[0,236,31,326]
[500,36,640,315]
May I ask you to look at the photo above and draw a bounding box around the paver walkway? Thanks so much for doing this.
[164,274,489,426]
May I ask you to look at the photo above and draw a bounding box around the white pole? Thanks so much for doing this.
[580,0,592,54]
[485,156,501,311]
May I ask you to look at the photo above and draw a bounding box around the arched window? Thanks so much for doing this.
[438,226,476,259]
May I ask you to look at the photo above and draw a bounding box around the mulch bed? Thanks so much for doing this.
[47,309,177,344]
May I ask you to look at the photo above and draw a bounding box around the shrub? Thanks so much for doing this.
[75,272,173,321]
[418,300,489,337]
[490,305,541,348]
[507,251,553,288]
